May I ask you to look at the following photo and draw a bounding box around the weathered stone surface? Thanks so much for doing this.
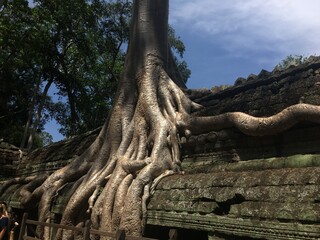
[16,128,99,177]
[192,58,320,117]
[0,142,25,181]
[147,199,218,214]
[2,57,320,240]
[147,211,320,240]
[182,123,320,164]
[148,162,320,239]
[229,202,320,222]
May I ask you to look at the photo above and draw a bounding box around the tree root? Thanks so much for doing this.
[150,169,176,195]
[5,54,320,239]
[178,103,320,136]
[0,176,36,196]
[19,174,49,207]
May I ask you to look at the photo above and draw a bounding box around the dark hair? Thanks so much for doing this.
[0,205,3,214]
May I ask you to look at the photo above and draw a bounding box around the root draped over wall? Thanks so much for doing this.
[1,0,320,239]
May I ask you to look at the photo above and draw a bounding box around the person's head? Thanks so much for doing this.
[0,203,8,216]
[0,202,7,208]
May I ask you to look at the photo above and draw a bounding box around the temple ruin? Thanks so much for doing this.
[1,57,320,239]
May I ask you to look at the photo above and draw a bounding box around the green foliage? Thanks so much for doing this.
[211,84,232,94]
[33,131,53,147]
[0,0,43,146]
[168,26,191,83]
[274,55,308,71]
[43,0,132,137]
[0,0,191,145]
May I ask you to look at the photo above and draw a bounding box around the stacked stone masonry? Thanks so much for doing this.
[2,57,320,239]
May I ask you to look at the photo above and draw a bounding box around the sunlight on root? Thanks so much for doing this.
[150,169,176,195]
[87,185,100,214]
[141,183,150,233]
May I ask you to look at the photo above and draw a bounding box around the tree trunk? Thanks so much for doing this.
[12,0,320,239]
[53,0,189,237]
[27,0,188,238]
[27,79,53,151]
[20,76,41,149]
[124,0,185,88]
[65,80,79,135]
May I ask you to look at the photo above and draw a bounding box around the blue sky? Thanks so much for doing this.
[46,0,320,142]
[170,0,320,88]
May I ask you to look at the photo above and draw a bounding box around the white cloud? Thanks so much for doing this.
[170,0,320,56]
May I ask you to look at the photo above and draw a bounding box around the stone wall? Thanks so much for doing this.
[15,128,99,177]
[146,57,320,239]
[2,57,320,239]
[147,157,320,239]
[0,142,25,181]
[180,57,320,171]
[188,56,320,117]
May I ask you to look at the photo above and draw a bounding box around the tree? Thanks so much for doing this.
[3,0,320,238]
[31,1,188,237]
[42,0,132,137]
[50,0,191,137]
[0,0,52,148]
[168,26,191,83]
[0,0,133,147]
[0,0,190,145]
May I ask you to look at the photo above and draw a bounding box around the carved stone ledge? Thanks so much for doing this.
[16,158,74,177]
[147,211,320,240]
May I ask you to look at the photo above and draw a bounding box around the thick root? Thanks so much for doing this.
[0,176,36,196]
[178,103,320,136]
[20,174,49,207]
[10,53,320,240]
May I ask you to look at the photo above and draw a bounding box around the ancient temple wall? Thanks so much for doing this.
[1,57,320,239]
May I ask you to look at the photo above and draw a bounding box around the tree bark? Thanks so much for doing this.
[27,79,53,151]
[20,76,41,149]
[46,1,190,237]
[123,0,185,88]
[8,1,320,239]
